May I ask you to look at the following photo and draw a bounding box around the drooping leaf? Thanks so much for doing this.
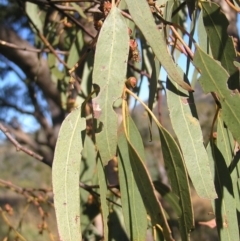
[193,45,240,145]
[198,10,211,54]
[153,181,182,217]
[52,108,86,241]
[201,2,239,90]
[141,36,160,127]
[92,5,129,165]
[118,131,148,241]
[206,141,239,241]
[125,0,193,92]
[26,2,44,33]
[80,136,98,232]
[71,3,87,19]
[108,205,129,241]
[217,116,234,167]
[157,122,193,240]
[167,75,217,199]
[217,116,240,211]
[67,31,84,68]
[97,155,109,241]
[121,108,173,241]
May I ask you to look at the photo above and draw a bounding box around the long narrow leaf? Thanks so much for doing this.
[118,132,148,241]
[201,2,239,90]
[97,155,109,241]
[158,126,193,241]
[193,45,240,145]
[121,107,174,241]
[167,77,217,199]
[125,0,193,92]
[206,142,239,240]
[92,5,129,165]
[217,116,240,211]
[125,89,194,240]
[52,108,86,241]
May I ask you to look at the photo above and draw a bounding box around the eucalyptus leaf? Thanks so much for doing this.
[118,132,148,241]
[125,0,193,92]
[97,156,109,241]
[217,116,240,211]
[52,108,86,241]
[202,2,239,90]
[167,74,217,199]
[193,45,240,145]
[92,5,129,165]
[26,2,43,33]
[206,142,239,241]
[121,110,173,241]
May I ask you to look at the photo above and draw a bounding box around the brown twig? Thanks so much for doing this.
[79,182,122,207]
[170,25,194,60]
[225,0,240,13]
[45,0,96,39]
[0,122,44,162]
[121,10,133,21]
[128,62,151,79]
[0,40,69,55]
[0,179,53,206]
[0,98,34,115]
[0,208,27,241]
[17,1,70,69]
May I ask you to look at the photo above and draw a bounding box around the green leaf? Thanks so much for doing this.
[167,75,217,199]
[67,31,84,68]
[118,132,148,241]
[121,112,173,241]
[217,116,234,167]
[206,142,239,241]
[193,45,240,145]
[108,205,129,241]
[153,181,182,217]
[80,136,98,232]
[217,116,240,211]
[198,10,210,54]
[202,2,239,90]
[157,123,193,240]
[26,2,43,33]
[71,3,87,19]
[97,156,109,241]
[92,6,129,165]
[52,108,86,241]
[125,0,193,92]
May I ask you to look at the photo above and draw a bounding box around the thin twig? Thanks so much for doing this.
[170,25,194,60]
[0,123,44,162]
[0,40,69,55]
[225,0,240,13]
[128,62,151,79]
[0,179,54,206]
[17,1,70,69]
[46,0,96,39]
[0,98,34,115]
[79,182,122,207]
[0,208,27,241]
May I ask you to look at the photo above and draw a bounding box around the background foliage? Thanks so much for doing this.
[0,0,240,240]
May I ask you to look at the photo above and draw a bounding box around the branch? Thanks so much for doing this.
[0,98,34,115]
[0,39,69,55]
[0,24,61,108]
[0,122,53,166]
